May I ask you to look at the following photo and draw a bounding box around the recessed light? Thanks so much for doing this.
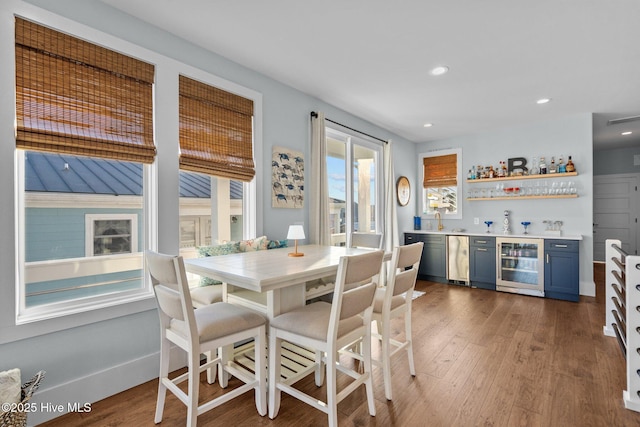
[430,66,449,76]
[622,131,633,135]
[536,98,551,104]
[423,123,433,128]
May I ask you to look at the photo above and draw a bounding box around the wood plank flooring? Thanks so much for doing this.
[41,263,640,426]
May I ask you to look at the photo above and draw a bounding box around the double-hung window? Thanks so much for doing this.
[15,18,155,322]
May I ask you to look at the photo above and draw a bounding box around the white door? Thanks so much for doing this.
[593,174,639,261]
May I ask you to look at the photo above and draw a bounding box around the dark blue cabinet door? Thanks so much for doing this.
[405,233,446,282]
[544,240,579,302]
[470,237,496,290]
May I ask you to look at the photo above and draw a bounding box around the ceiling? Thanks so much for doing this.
[101,0,640,150]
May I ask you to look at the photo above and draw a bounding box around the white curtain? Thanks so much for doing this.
[309,112,331,245]
[382,139,399,284]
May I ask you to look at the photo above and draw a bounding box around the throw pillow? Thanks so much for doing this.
[0,368,21,405]
[239,235,268,252]
[196,241,241,286]
[266,239,288,249]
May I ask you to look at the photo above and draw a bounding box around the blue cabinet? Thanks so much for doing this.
[405,233,447,283]
[469,236,496,290]
[544,239,579,302]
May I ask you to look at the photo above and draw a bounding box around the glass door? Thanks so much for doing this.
[496,238,544,297]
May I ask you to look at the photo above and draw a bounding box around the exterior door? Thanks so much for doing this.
[593,174,639,261]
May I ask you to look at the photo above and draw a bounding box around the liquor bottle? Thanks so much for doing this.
[471,165,476,179]
[530,157,539,175]
[557,155,566,173]
[549,156,556,173]
[566,156,576,173]
[539,157,547,174]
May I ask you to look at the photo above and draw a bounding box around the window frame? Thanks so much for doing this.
[419,148,463,220]
[85,213,139,257]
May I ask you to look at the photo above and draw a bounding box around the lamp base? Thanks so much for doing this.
[288,252,304,257]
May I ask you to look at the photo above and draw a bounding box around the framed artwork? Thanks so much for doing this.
[272,146,304,208]
[397,176,411,206]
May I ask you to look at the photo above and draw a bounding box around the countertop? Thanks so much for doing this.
[404,230,583,241]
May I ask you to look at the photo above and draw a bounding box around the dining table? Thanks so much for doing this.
[184,243,389,320]
[183,244,390,382]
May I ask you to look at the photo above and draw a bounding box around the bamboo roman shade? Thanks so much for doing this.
[423,154,457,187]
[179,75,255,181]
[15,18,156,163]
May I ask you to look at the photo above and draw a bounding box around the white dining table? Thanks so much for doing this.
[184,244,388,320]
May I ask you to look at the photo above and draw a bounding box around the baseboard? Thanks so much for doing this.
[28,346,187,425]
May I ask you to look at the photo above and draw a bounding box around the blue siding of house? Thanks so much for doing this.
[26,208,143,262]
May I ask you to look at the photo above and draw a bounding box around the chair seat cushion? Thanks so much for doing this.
[190,285,223,307]
[372,287,406,314]
[270,301,363,341]
[171,302,266,342]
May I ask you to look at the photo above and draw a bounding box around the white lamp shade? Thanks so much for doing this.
[287,225,305,240]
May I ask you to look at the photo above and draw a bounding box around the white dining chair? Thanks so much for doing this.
[145,251,267,427]
[268,250,384,427]
[350,232,384,250]
[370,242,423,400]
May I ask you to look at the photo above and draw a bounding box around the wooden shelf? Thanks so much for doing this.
[467,194,578,201]
[467,172,577,183]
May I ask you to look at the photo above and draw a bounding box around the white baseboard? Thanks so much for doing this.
[27,347,187,425]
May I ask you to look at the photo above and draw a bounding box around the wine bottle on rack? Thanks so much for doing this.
[539,157,547,174]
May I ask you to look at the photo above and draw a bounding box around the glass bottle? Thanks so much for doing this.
[549,156,556,173]
[539,156,547,174]
[566,156,575,173]
[530,157,539,175]
[557,155,566,173]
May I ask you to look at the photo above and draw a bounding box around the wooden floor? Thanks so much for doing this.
[42,263,640,426]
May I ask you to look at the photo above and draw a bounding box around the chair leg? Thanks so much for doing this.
[186,350,200,427]
[268,332,282,419]
[405,309,416,376]
[254,328,267,416]
[381,319,393,401]
[218,344,232,388]
[362,325,377,416]
[326,350,338,427]
[155,337,171,424]
[205,350,217,384]
[314,350,325,386]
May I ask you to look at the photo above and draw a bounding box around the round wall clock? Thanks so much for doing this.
[397,176,411,206]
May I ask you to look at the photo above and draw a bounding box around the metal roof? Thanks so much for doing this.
[25,152,242,199]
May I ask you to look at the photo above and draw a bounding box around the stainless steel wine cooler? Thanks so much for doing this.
[496,237,544,297]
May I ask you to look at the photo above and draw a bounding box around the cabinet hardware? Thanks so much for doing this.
[477,248,488,252]
[476,240,487,244]
[546,254,549,263]
[554,244,568,248]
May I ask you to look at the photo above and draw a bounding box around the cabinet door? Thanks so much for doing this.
[470,246,496,289]
[405,233,446,281]
[544,240,579,301]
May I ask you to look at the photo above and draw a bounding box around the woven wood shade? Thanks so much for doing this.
[179,75,255,181]
[15,18,156,163]
[423,154,457,187]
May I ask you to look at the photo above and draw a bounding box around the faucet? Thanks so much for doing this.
[435,211,443,231]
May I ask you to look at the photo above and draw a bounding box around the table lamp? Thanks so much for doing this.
[287,225,305,257]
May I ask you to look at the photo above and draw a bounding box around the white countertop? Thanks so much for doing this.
[404,230,582,240]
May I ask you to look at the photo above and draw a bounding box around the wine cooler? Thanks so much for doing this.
[496,237,544,297]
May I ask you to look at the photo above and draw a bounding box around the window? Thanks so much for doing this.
[326,128,383,247]
[15,18,154,322]
[420,148,462,219]
[86,214,138,256]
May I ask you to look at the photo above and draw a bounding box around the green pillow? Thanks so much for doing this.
[267,239,288,249]
[196,242,241,286]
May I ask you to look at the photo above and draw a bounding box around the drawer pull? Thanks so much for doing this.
[476,240,487,244]
[477,248,488,252]
[554,244,568,248]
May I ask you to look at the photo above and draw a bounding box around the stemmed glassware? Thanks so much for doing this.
[521,221,531,235]
[484,220,493,233]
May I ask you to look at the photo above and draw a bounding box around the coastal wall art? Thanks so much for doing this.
[272,146,304,208]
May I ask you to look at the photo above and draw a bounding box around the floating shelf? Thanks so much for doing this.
[467,172,578,183]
